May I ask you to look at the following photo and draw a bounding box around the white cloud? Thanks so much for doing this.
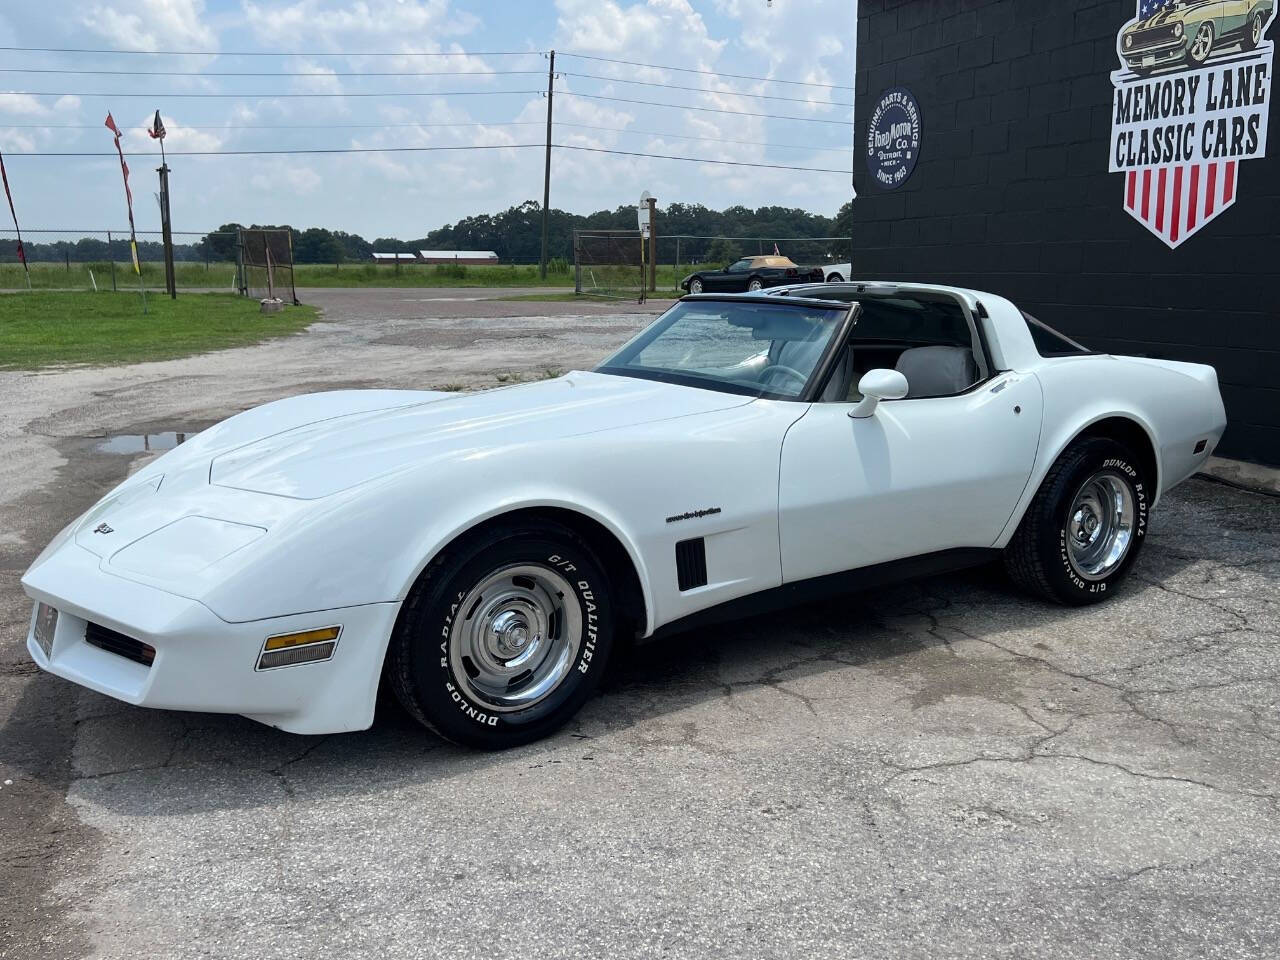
[242,0,479,51]
[79,0,217,52]
[250,164,322,195]
[0,93,56,117]
[121,112,224,153]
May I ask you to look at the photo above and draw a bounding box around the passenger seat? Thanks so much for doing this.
[894,345,977,398]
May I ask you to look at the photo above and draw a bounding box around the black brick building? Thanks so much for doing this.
[851,0,1279,466]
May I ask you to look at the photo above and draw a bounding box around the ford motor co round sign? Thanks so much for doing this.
[866,87,922,190]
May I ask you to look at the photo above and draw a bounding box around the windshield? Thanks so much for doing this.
[595,299,848,399]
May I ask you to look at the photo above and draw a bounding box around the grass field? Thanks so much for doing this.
[0,260,692,291]
[0,291,318,369]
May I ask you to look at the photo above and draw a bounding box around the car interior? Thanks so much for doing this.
[775,289,989,402]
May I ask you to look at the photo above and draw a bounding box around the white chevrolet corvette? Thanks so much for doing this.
[23,282,1226,748]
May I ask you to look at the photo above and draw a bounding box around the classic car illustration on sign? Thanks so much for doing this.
[1120,0,1275,74]
[1111,0,1275,246]
[23,286,1226,749]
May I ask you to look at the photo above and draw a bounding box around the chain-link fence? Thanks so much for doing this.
[574,229,647,301]
[1,229,854,294]
[237,228,298,304]
[0,230,239,291]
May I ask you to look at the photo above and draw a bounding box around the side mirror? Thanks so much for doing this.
[848,368,908,419]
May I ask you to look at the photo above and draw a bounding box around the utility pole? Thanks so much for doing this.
[539,49,555,280]
[156,127,177,298]
[647,195,657,293]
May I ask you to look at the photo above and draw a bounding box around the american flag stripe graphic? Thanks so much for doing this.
[1124,160,1238,248]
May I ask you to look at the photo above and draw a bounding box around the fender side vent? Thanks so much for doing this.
[675,538,708,592]
[84,622,155,667]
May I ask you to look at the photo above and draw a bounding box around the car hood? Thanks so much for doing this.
[1137,6,1190,26]
[210,371,753,499]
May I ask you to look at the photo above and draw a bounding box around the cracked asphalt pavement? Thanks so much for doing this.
[2,288,1278,959]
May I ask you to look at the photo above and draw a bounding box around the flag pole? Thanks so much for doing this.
[106,110,145,312]
[0,149,31,290]
[151,109,176,299]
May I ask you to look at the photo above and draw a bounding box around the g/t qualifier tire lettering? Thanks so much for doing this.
[387,520,614,749]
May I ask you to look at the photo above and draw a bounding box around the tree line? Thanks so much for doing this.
[2,200,854,265]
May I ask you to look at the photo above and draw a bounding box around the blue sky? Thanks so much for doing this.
[0,0,856,238]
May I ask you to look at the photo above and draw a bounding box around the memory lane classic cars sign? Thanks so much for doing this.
[1110,0,1276,248]
[866,87,922,190]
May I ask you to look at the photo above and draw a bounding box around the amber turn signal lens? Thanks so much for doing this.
[263,626,341,651]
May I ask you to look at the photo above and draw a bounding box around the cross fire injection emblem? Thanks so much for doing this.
[93,523,114,535]
[1110,0,1275,248]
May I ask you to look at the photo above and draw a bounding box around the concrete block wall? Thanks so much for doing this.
[851,0,1279,465]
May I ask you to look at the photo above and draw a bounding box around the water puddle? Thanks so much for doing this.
[95,432,189,455]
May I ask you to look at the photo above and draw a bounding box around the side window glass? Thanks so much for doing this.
[1022,312,1088,356]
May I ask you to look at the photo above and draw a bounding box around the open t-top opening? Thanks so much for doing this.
[772,285,995,403]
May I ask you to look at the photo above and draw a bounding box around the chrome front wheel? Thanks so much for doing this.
[1065,472,1136,581]
[450,564,582,713]
[689,278,703,294]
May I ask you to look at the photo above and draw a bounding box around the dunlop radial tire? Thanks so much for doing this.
[387,520,614,749]
[1003,437,1150,606]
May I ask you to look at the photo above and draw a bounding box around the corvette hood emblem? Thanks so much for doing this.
[93,523,114,535]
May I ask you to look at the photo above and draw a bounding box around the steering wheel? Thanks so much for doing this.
[758,364,808,390]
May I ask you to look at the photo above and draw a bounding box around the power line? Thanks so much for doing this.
[555,144,851,175]
[4,87,849,121]
[562,71,852,107]
[0,45,854,90]
[0,64,852,107]
[559,91,854,125]
[0,46,539,57]
[0,120,544,130]
[4,88,543,99]
[559,52,854,92]
[5,140,852,173]
[0,116,852,151]
[554,121,851,152]
[9,144,545,157]
[0,67,545,77]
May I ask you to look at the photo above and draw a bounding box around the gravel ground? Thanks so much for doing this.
[1,288,1277,960]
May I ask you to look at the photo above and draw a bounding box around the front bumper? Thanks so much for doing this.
[23,542,400,735]
[1122,38,1188,70]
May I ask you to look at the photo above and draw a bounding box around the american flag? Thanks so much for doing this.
[1138,0,1175,19]
[1123,161,1238,248]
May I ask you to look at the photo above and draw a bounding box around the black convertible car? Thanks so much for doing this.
[680,255,825,294]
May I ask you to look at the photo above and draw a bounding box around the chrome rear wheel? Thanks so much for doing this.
[1004,437,1150,606]
[1065,471,1136,581]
